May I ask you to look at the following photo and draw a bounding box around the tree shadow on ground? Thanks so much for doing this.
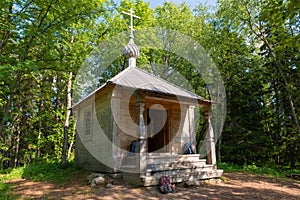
[7,172,300,200]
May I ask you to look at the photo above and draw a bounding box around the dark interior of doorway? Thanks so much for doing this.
[147,109,168,153]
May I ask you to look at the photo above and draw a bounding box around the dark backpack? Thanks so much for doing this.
[159,175,175,194]
[183,142,194,154]
[130,140,137,153]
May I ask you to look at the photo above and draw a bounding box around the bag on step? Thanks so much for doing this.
[130,140,137,153]
[183,142,194,154]
[159,175,175,194]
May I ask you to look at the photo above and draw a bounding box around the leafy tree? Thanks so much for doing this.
[215,0,300,168]
[0,0,107,168]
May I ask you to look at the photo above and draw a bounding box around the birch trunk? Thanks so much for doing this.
[62,71,72,167]
[67,124,76,159]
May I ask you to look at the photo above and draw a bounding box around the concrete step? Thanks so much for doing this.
[146,163,212,174]
[141,169,223,186]
[146,154,203,164]
[145,164,214,177]
[146,160,206,171]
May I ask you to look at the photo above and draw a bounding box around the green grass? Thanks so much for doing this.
[0,180,13,200]
[0,167,24,200]
[2,167,24,180]
[21,160,78,183]
[0,160,78,183]
[218,162,300,177]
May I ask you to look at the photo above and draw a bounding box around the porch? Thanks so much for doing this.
[121,153,223,186]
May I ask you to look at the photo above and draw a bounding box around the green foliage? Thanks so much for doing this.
[21,160,77,183]
[219,162,300,178]
[0,168,22,200]
[0,0,107,169]
[242,164,283,177]
[214,0,300,168]
[0,180,13,200]
[218,162,244,173]
[1,168,24,180]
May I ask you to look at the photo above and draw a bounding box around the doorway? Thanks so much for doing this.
[147,108,169,153]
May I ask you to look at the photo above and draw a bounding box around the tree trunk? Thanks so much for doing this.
[37,118,42,158]
[218,136,222,163]
[67,125,76,159]
[14,128,21,168]
[0,72,22,136]
[62,71,72,167]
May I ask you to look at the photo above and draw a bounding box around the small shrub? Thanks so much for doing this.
[3,167,24,180]
[0,168,13,175]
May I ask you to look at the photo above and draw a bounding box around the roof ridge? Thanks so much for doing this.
[133,67,205,100]
[109,66,134,82]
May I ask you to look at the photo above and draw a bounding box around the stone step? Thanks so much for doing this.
[146,160,206,171]
[141,169,223,186]
[121,163,212,175]
[122,154,207,171]
[146,154,203,164]
[145,164,214,177]
[146,163,211,174]
[123,154,205,165]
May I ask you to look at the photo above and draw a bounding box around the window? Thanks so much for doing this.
[85,109,92,136]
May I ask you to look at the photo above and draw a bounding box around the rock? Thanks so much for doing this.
[105,183,113,188]
[87,173,105,184]
[184,180,204,187]
[209,179,216,184]
[206,178,222,184]
[216,178,223,184]
[91,176,105,187]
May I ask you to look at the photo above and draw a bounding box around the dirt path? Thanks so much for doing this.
[7,172,300,200]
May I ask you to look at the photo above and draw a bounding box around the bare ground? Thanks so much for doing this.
[6,172,300,200]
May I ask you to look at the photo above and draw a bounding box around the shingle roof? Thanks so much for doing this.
[73,67,210,107]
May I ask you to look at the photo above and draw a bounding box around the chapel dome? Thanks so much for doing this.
[123,39,140,59]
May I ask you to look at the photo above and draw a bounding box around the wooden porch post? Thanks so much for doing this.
[136,95,146,177]
[111,89,121,172]
[188,106,196,152]
[204,105,217,169]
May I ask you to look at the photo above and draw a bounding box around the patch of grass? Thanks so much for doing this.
[3,167,24,180]
[0,169,21,200]
[0,180,13,200]
[22,160,78,183]
[218,162,287,177]
[286,169,300,174]
[218,162,244,173]
[243,164,284,177]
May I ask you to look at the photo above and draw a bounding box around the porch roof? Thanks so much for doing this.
[73,67,211,107]
[112,67,209,100]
